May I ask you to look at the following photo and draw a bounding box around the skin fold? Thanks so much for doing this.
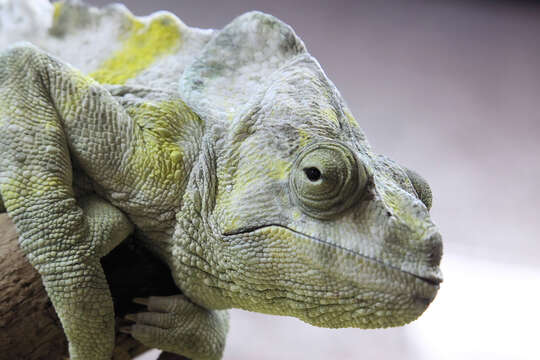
[0,2,442,360]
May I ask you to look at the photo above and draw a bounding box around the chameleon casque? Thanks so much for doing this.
[0,1,443,359]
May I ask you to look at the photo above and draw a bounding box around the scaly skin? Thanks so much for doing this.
[0,4,442,360]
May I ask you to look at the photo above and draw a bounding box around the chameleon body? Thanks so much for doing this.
[0,1,442,359]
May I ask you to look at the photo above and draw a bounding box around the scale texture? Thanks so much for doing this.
[0,1,442,359]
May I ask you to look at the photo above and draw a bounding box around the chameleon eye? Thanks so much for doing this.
[303,167,322,182]
[290,142,367,219]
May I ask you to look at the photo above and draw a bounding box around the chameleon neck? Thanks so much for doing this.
[105,94,208,242]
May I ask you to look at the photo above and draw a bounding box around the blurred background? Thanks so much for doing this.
[81,0,539,359]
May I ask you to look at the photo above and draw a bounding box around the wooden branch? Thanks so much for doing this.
[0,214,189,360]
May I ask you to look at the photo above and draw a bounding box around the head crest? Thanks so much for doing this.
[180,11,306,122]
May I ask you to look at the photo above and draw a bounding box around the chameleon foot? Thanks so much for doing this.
[124,295,229,360]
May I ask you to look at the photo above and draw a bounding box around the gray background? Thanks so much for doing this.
[83,0,540,359]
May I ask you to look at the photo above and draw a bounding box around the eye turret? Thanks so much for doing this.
[290,142,367,219]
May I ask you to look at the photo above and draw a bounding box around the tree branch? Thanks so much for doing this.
[0,214,189,360]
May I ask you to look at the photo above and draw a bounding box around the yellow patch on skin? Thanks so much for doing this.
[320,108,339,125]
[344,109,360,127]
[216,152,292,234]
[229,153,290,200]
[90,13,183,84]
[56,70,95,115]
[0,185,20,211]
[174,170,182,180]
[266,157,291,181]
[170,151,182,162]
[382,189,424,231]
[122,99,202,201]
[226,216,241,233]
[52,1,64,25]
[1,175,69,212]
[298,128,311,147]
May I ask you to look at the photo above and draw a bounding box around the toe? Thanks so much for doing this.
[124,313,137,322]
[135,311,174,328]
[147,295,190,313]
[119,326,133,334]
[133,297,150,306]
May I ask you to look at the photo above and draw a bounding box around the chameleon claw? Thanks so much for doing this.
[119,326,132,334]
[124,313,137,322]
[133,297,149,306]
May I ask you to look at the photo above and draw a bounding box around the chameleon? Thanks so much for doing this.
[0,1,442,359]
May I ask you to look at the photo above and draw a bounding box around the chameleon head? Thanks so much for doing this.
[177,11,442,328]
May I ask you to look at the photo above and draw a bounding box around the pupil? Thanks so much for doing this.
[304,167,322,182]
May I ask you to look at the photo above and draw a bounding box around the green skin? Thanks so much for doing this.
[0,11,442,360]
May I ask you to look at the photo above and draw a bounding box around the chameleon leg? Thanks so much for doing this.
[124,295,229,360]
[66,195,134,357]
[0,47,133,360]
[78,195,134,258]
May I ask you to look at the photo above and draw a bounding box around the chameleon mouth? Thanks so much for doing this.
[223,224,443,287]
[223,223,440,328]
